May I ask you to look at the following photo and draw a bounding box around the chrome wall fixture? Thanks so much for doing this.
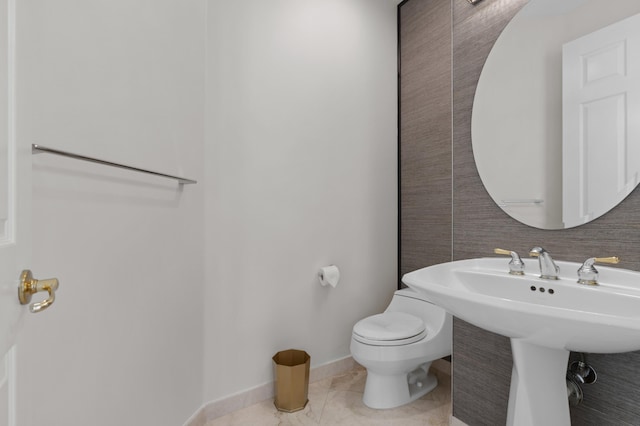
[566,353,597,406]
[498,199,544,207]
[467,0,483,4]
[32,144,197,184]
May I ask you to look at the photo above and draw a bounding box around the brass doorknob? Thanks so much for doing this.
[18,270,59,313]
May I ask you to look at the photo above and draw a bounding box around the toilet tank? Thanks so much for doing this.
[384,287,449,335]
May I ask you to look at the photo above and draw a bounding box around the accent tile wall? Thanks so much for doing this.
[399,0,452,279]
[400,0,640,424]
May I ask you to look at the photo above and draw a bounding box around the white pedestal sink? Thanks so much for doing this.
[403,257,640,426]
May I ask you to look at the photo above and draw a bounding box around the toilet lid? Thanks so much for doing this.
[353,312,426,343]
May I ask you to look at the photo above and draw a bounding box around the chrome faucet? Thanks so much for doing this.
[494,248,525,275]
[577,256,620,285]
[529,247,559,280]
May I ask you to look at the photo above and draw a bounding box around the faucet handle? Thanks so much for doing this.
[494,248,525,275]
[577,256,620,286]
[593,256,620,264]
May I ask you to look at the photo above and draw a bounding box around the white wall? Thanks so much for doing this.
[9,0,398,422]
[204,0,398,403]
[15,1,206,425]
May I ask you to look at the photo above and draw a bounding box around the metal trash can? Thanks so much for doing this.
[272,349,310,412]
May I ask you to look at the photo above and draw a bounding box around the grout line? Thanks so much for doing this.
[314,386,330,425]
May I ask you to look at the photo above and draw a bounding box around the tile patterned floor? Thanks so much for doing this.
[205,364,451,425]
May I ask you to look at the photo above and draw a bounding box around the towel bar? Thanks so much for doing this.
[498,199,544,207]
[32,144,197,184]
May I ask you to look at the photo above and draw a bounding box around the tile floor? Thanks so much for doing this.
[205,364,451,425]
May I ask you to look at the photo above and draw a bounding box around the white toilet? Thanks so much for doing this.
[350,287,452,409]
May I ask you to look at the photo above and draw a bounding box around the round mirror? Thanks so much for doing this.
[472,0,640,229]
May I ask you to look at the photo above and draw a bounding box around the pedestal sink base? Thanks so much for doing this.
[507,340,571,426]
[403,258,640,425]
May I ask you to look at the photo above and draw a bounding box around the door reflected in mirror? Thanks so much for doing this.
[472,0,640,229]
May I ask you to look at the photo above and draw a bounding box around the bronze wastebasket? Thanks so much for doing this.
[272,349,310,412]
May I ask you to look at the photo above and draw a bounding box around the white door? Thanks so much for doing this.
[1,1,58,424]
[562,12,640,227]
[0,0,24,423]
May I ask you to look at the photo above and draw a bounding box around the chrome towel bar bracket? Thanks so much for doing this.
[32,144,197,184]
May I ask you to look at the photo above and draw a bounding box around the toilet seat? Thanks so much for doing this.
[352,312,427,346]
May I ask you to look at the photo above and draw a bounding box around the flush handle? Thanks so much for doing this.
[18,270,59,313]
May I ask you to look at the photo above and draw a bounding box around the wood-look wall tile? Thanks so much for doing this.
[569,405,635,426]
[450,2,525,421]
[400,0,453,277]
[451,1,640,424]
[569,352,640,424]
[402,0,640,424]
[452,318,511,425]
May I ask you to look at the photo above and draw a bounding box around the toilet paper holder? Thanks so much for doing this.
[318,265,340,288]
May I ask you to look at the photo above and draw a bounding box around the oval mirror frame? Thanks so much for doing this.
[472,0,640,229]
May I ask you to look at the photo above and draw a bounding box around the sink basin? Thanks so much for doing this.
[403,257,640,353]
[403,257,640,426]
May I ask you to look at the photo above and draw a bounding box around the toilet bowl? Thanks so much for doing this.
[350,288,452,409]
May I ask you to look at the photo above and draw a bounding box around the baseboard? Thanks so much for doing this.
[184,355,357,426]
[182,407,207,426]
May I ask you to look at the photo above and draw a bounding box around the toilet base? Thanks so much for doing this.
[362,364,438,409]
